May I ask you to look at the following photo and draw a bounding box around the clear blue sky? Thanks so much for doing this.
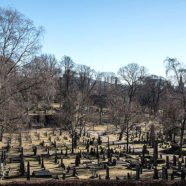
[1,0,186,77]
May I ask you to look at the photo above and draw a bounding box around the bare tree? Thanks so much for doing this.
[137,75,166,117]
[75,64,97,132]
[22,54,59,127]
[0,8,43,132]
[161,90,180,143]
[56,56,76,152]
[118,63,146,103]
[58,56,76,129]
[91,72,115,125]
[116,63,146,152]
[164,57,186,157]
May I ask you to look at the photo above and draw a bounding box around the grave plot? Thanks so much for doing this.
[0,123,185,182]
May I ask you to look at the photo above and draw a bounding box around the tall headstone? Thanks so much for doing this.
[105,165,110,180]
[136,164,140,180]
[75,154,80,167]
[65,146,68,156]
[162,167,168,180]
[33,146,37,156]
[38,155,41,165]
[166,156,170,169]
[97,152,100,165]
[142,144,147,157]
[63,172,66,180]
[127,172,131,179]
[171,171,174,180]
[96,145,99,159]
[107,137,110,159]
[86,141,89,153]
[20,157,25,176]
[41,156,44,169]
[153,140,158,166]
[97,136,102,145]
[181,169,185,180]
[72,167,77,176]
[60,156,65,169]
[153,166,159,179]
[54,152,58,164]
[178,161,182,171]
[173,155,177,166]
[26,161,30,181]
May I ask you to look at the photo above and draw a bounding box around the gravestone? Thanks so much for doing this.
[181,169,185,180]
[182,156,184,163]
[61,149,63,155]
[178,161,182,171]
[72,167,77,176]
[153,166,159,179]
[32,170,52,178]
[62,172,65,180]
[171,171,174,180]
[65,147,68,156]
[33,146,37,156]
[129,146,131,153]
[173,155,177,166]
[53,140,56,148]
[75,154,81,167]
[54,152,58,164]
[97,152,100,165]
[20,153,25,176]
[153,140,158,166]
[27,161,30,181]
[97,136,102,145]
[127,172,131,179]
[162,166,168,180]
[105,165,110,180]
[96,145,99,158]
[60,156,65,169]
[38,155,41,165]
[41,156,45,169]
[166,156,169,169]
[47,147,50,156]
[142,144,147,157]
[67,166,70,173]
[135,164,140,180]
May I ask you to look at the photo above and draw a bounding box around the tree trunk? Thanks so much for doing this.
[71,133,74,154]
[99,106,103,124]
[173,132,176,143]
[126,122,129,153]
[0,126,3,142]
[179,119,186,158]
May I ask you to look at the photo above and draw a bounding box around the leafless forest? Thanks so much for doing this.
[1,7,186,185]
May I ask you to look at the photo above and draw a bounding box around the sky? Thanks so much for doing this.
[1,0,186,77]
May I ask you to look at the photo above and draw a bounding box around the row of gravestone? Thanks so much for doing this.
[0,127,183,181]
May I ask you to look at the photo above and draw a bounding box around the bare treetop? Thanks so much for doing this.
[118,63,146,86]
[0,8,43,66]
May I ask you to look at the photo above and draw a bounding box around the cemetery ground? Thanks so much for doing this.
[0,123,186,185]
